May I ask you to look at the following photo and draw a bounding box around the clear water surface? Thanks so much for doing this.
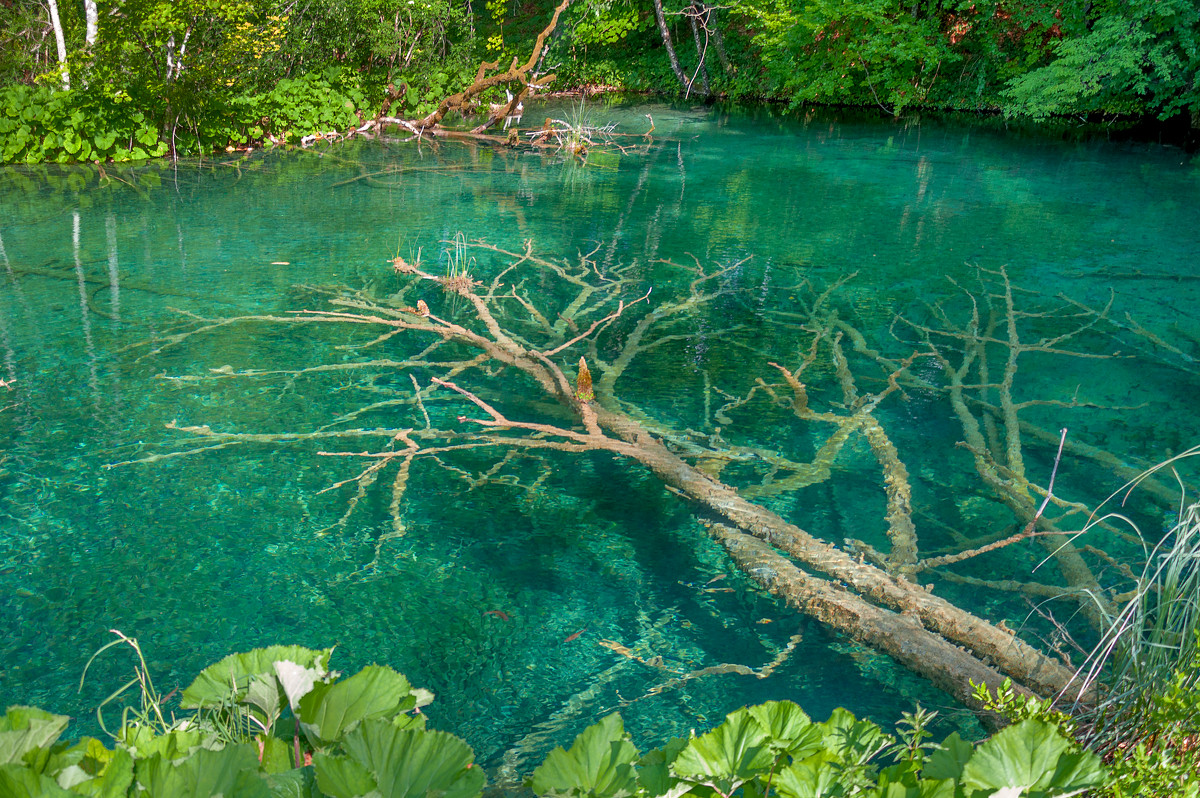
[2,100,1199,776]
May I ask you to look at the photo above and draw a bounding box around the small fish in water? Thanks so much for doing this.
[756,618,773,625]
[484,610,511,621]
[563,628,586,643]
[270,261,289,265]
[704,574,727,585]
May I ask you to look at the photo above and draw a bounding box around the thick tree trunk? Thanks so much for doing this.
[712,524,1018,727]
[590,403,1080,700]
[652,0,691,92]
[46,0,69,89]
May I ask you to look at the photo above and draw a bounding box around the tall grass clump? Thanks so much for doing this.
[1067,446,1200,794]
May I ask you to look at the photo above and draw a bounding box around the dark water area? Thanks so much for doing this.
[1,99,1198,776]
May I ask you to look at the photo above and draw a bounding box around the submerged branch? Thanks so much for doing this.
[133,241,1132,717]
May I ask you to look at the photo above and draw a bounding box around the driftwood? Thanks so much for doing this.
[118,241,1106,718]
[369,0,571,141]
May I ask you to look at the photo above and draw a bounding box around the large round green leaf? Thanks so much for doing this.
[960,719,1106,798]
[747,701,824,760]
[136,745,269,798]
[332,721,485,798]
[673,707,774,793]
[298,665,412,744]
[0,764,72,797]
[180,646,332,709]
[0,707,69,767]
[530,713,640,798]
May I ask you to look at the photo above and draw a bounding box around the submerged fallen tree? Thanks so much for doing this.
[116,239,1182,721]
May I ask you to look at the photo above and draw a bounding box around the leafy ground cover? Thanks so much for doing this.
[1,638,1109,797]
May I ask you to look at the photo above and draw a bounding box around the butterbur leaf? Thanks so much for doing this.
[922,732,973,781]
[771,756,841,798]
[0,763,72,797]
[411,687,434,709]
[871,777,956,798]
[314,753,376,798]
[181,646,331,709]
[873,761,959,798]
[136,745,269,798]
[915,780,956,798]
[673,707,774,792]
[299,665,412,744]
[960,719,1105,797]
[265,767,320,798]
[819,708,889,767]
[246,673,287,722]
[530,713,640,798]
[0,707,70,767]
[275,660,326,714]
[747,701,824,760]
[1044,750,1110,796]
[636,737,688,797]
[48,739,133,797]
[339,721,485,798]
[124,728,203,763]
[258,736,295,775]
[392,713,427,732]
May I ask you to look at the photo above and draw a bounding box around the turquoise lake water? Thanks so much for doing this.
[2,99,1199,775]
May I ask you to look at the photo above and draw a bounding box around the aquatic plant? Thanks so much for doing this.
[439,232,480,296]
[1062,447,1200,792]
[971,447,1200,796]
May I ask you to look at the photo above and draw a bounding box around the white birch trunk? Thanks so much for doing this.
[85,0,98,46]
[46,0,70,89]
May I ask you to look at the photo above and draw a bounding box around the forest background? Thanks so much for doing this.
[1,0,1199,163]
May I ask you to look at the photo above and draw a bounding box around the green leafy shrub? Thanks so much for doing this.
[533,702,1106,798]
[241,68,369,143]
[976,453,1200,798]
[0,636,1109,798]
[0,84,168,165]
[0,68,372,163]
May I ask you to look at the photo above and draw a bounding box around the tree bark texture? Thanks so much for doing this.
[46,0,69,89]
[84,0,98,46]
[652,0,691,92]
[711,523,1018,727]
